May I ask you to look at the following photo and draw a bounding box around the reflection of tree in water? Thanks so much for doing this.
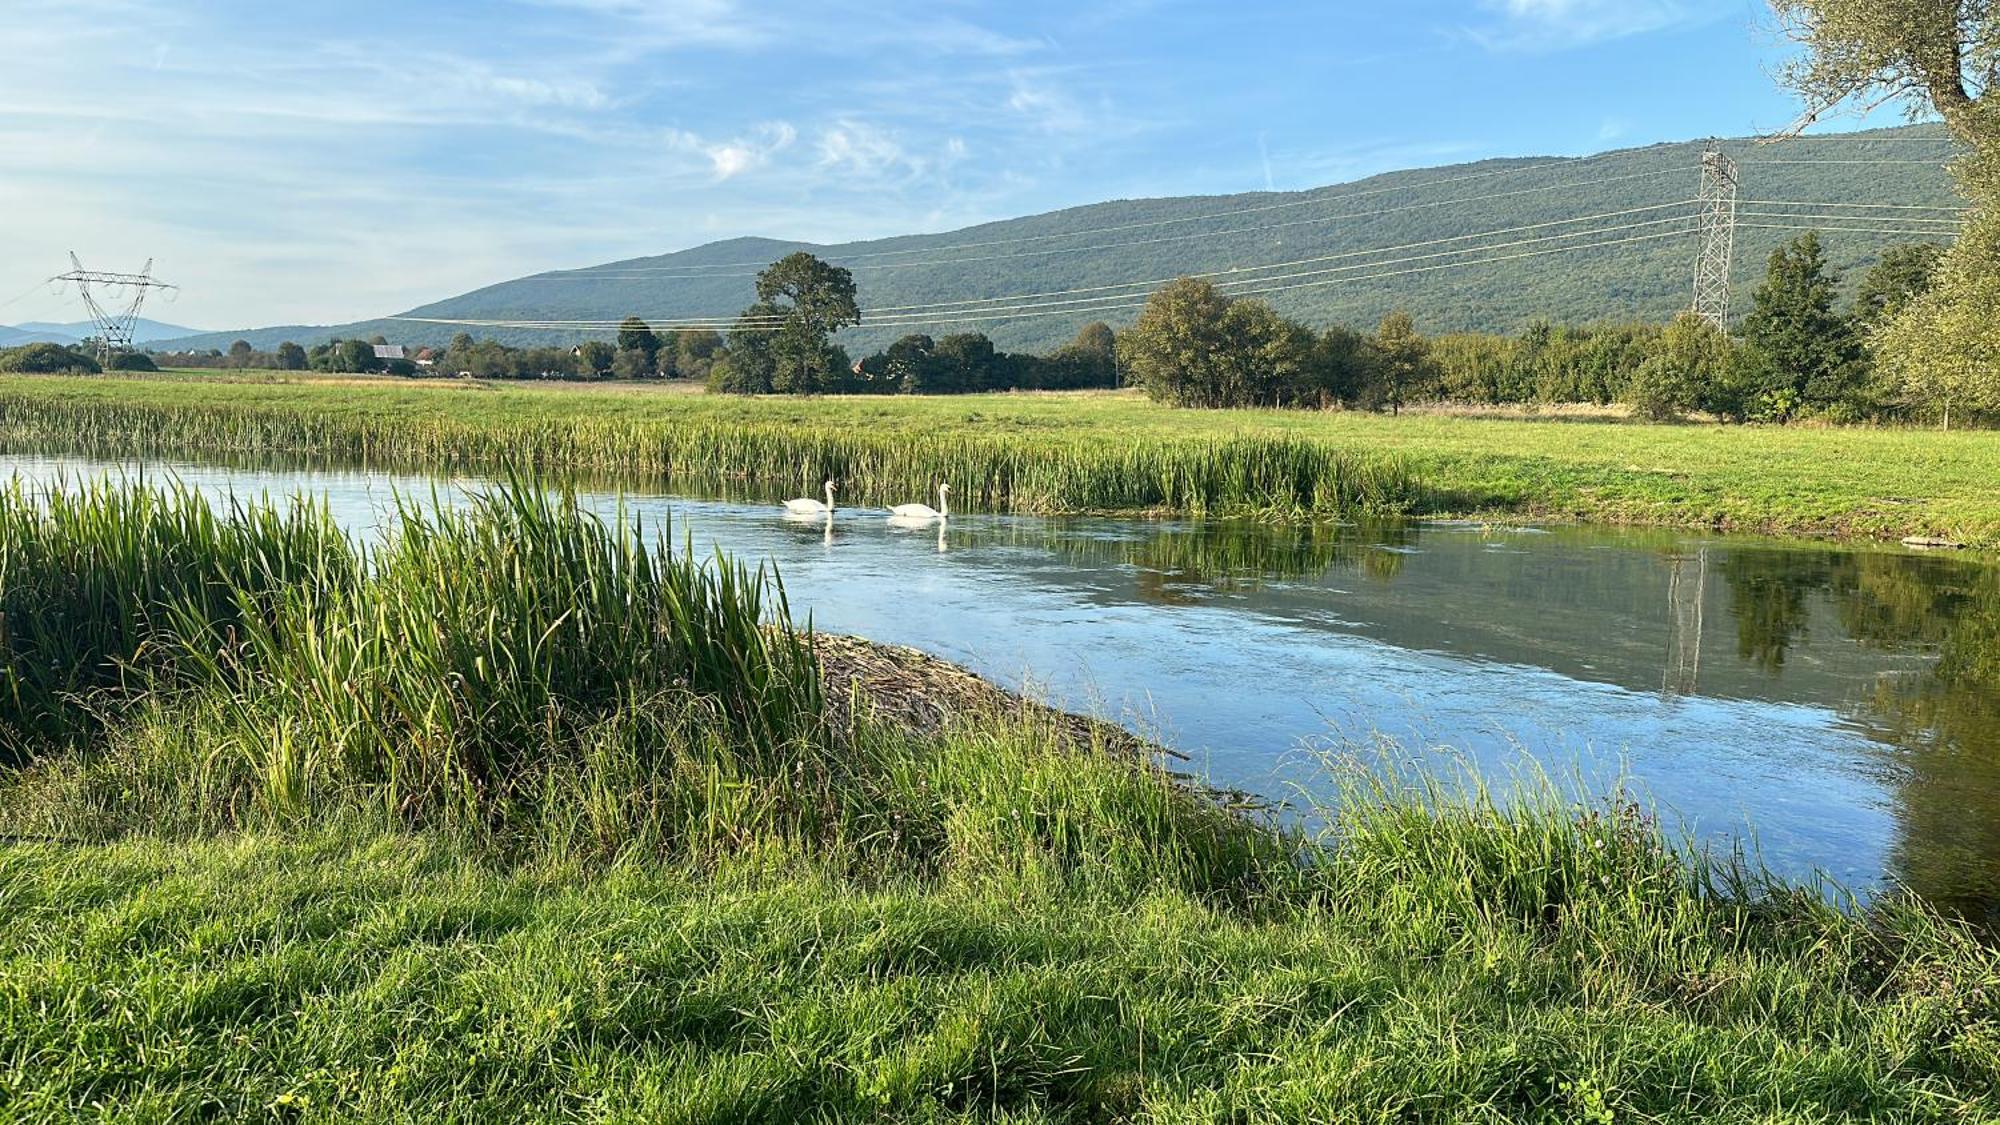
[1720,548,1835,671]
[1035,518,1416,604]
[1721,546,2000,921]
[1840,556,2000,924]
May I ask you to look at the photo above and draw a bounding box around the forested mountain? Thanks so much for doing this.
[156,125,1961,355]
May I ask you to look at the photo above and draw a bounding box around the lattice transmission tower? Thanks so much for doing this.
[1690,144,1739,330]
[47,253,178,361]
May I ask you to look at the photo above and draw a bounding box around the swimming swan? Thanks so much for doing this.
[785,479,836,516]
[889,483,950,522]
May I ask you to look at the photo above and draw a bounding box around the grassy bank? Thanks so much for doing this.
[0,480,1996,1120]
[4,371,2000,543]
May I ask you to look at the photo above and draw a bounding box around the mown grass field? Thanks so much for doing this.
[2,370,1997,544]
[0,480,1994,1120]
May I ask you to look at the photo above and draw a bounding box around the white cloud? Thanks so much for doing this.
[669,122,798,180]
[1465,0,1710,50]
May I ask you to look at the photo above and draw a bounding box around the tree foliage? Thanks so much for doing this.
[726,252,861,395]
[0,343,101,374]
[1370,311,1434,415]
[617,317,659,364]
[1873,218,2000,427]
[1853,241,1945,326]
[1773,0,2000,423]
[1738,232,1865,420]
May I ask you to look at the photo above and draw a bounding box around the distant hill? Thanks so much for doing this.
[4,318,204,347]
[156,125,1963,356]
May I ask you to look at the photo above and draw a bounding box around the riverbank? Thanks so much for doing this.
[3,371,1998,545]
[0,478,1996,1119]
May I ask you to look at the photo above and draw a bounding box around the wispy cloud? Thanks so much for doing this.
[1462,0,1710,51]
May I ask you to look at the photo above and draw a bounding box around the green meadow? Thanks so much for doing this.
[2,371,1998,543]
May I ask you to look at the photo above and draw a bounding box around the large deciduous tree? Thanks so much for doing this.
[731,252,860,394]
[1772,1,2000,419]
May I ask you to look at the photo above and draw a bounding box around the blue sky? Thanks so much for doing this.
[2,0,1857,329]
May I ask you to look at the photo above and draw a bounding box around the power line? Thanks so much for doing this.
[1736,211,1961,225]
[1737,222,1962,237]
[1736,158,1951,165]
[534,167,1693,280]
[1739,198,1966,211]
[410,206,1699,331]
[417,225,1700,333]
[396,220,1699,334]
[785,200,1699,316]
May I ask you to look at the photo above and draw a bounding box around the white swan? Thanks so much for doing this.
[784,479,836,516]
[889,483,950,523]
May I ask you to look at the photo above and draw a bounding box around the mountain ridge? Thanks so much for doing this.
[2,318,204,347]
[153,125,1962,356]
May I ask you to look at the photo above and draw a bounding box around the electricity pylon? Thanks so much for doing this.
[1691,144,1739,330]
[46,254,178,361]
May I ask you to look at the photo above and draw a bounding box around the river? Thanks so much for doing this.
[7,451,1998,920]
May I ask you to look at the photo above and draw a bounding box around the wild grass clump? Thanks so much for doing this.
[0,479,354,762]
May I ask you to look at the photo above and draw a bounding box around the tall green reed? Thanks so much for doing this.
[0,478,354,762]
[0,395,1425,517]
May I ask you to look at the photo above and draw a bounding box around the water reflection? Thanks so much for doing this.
[2,452,1998,919]
[1727,548,2000,921]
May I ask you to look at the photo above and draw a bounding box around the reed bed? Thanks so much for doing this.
[0,479,1996,1119]
[0,394,1424,517]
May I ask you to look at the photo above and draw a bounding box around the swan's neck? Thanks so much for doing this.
[938,487,949,520]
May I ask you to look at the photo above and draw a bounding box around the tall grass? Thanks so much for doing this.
[0,394,1423,517]
[0,479,354,762]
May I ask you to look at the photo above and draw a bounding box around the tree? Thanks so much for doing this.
[1369,310,1433,415]
[738,252,860,394]
[929,333,999,393]
[0,342,100,374]
[1118,278,1240,407]
[1066,321,1120,386]
[611,347,653,380]
[1311,326,1377,406]
[1221,301,1318,406]
[1737,232,1863,420]
[1853,242,1945,326]
[1116,279,1319,408]
[574,340,615,378]
[1625,313,1732,421]
[673,329,724,381]
[308,338,378,374]
[1874,219,2000,428]
[105,351,159,372]
[1773,2,2000,418]
[275,341,307,371]
[227,339,255,369]
[717,303,784,394]
[617,316,659,366]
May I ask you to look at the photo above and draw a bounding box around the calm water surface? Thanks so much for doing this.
[8,452,1999,918]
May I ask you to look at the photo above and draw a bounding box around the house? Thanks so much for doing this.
[412,346,436,369]
[372,344,406,363]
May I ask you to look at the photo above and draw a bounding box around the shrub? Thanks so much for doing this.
[0,343,101,374]
[105,352,158,372]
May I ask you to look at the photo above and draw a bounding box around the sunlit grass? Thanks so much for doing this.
[0,479,1996,1119]
[5,371,1999,542]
